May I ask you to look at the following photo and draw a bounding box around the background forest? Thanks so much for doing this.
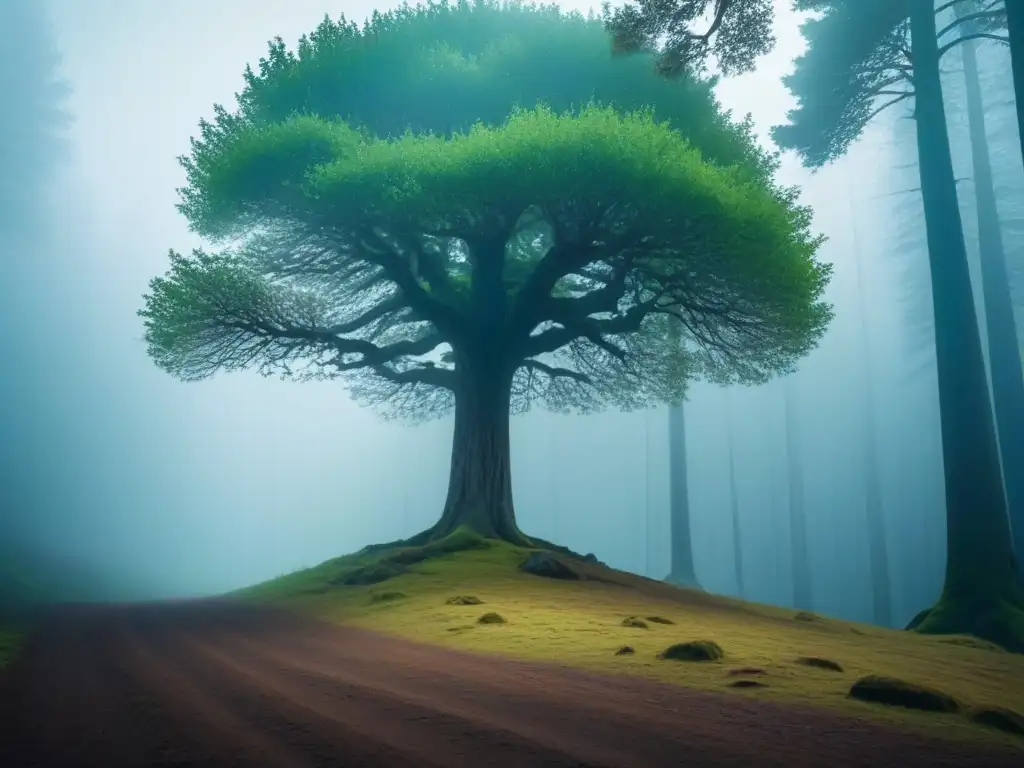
[0,0,1021,635]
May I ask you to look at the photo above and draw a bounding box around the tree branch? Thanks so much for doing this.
[936,9,1006,40]
[939,32,1009,56]
[520,358,593,384]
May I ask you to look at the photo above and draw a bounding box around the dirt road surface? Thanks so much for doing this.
[0,600,1019,767]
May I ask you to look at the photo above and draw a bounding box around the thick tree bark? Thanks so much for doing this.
[960,21,1024,583]
[428,352,530,544]
[851,213,893,627]
[784,380,813,611]
[665,401,702,587]
[726,405,744,598]
[1005,0,1024,162]
[909,0,1024,651]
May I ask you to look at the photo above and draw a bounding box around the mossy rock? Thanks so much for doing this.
[621,616,648,629]
[369,590,406,603]
[614,645,635,656]
[477,612,507,625]
[795,656,843,672]
[445,595,484,606]
[729,679,766,689]
[646,616,675,625]
[519,551,580,580]
[848,675,960,713]
[969,707,1024,737]
[659,640,724,662]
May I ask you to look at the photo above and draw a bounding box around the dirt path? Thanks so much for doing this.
[0,600,1018,767]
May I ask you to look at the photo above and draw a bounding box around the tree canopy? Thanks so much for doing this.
[773,0,1008,167]
[603,0,776,77]
[142,104,831,420]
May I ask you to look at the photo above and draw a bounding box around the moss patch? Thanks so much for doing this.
[369,590,406,603]
[646,616,675,625]
[614,645,635,655]
[730,679,767,689]
[621,616,648,629]
[477,612,506,625]
[242,534,1024,749]
[659,640,724,662]
[849,676,960,713]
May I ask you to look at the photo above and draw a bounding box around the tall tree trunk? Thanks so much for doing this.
[908,0,1024,652]
[428,352,530,544]
[726,397,744,597]
[851,211,893,627]
[665,401,701,587]
[960,12,1024,583]
[784,380,813,611]
[1005,0,1024,162]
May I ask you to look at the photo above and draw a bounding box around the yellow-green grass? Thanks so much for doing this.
[241,533,1024,751]
[0,627,24,669]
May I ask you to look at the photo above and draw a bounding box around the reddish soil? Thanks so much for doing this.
[0,600,1019,767]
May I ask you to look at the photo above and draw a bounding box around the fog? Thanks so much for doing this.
[1,0,1020,625]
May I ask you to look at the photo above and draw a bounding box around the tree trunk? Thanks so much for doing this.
[851,208,893,627]
[1005,0,1024,162]
[726,401,744,598]
[428,352,529,544]
[665,401,701,587]
[960,17,1024,583]
[908,0,1024,652]
[784,379,813,611]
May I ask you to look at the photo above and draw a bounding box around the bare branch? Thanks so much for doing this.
[520,358,593,384]
[939,32,1009,56]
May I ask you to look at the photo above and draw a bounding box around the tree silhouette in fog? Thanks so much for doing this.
[774,0,1024,652]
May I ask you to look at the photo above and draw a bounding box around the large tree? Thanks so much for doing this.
[774,0,1023,651]
[140,4,831,547]
[955,0,1024,586]
[783,379,812,611]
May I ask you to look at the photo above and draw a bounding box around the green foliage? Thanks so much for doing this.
[144,1,832,421]
[604,0,776,77]
[774,0,1008,167]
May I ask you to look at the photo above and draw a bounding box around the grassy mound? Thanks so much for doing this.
[241,532,1024,749]
[659,640,724,662]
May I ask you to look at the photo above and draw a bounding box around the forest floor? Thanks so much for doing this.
[241,530,1024,753]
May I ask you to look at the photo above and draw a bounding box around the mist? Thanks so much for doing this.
[1,0,1019,627]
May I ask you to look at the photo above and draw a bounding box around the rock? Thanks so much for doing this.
[970,707,1024,737]
[445,595,484,606]
[519,552,580,580]
[621,616,649,629]
[477,612,507,625]
[848,676,960,713]
[646,616,675,625]
[614,645,635,656]
[729,680,767,688]
[795,656,843,672]
[659,640,724,662]
[727,666,767,676]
